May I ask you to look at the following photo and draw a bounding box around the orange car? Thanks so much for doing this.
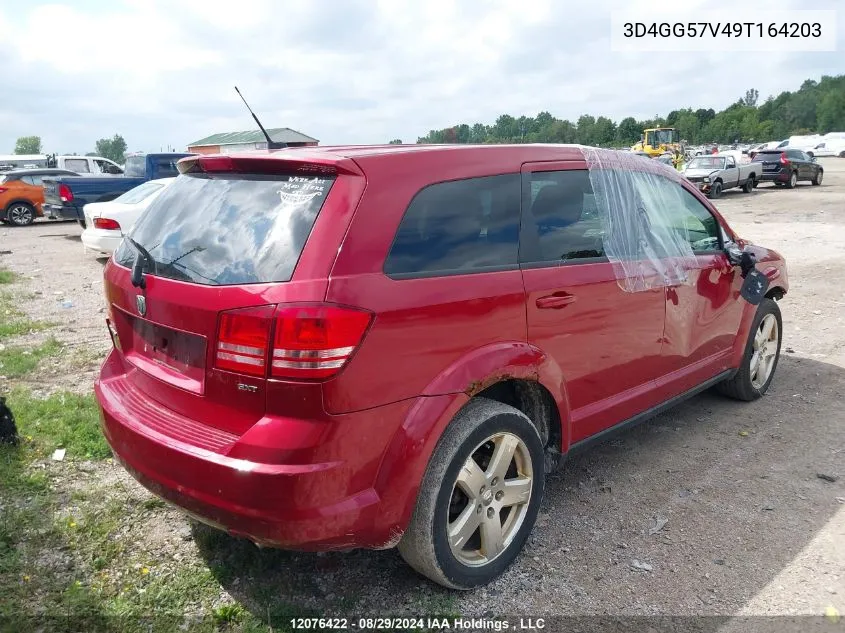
[0,168,79,226]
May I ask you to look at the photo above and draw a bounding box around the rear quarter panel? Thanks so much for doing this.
[323,151,532,415]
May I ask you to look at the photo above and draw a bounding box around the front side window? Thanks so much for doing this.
[384,174,520,277]
[637,176,721,253]
[520,169,604,264]
[96,160,123,175]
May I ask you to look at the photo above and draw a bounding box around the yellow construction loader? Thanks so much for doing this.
[631,127,683,157]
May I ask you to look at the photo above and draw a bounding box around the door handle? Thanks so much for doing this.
[536,293,577,309]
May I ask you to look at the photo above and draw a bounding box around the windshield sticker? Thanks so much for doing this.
[278,177,326,206]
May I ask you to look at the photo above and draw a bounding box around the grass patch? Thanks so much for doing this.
[6,388,109,460]
[0,269,16,285]
[0,292,51,340]
[0,338,63,378]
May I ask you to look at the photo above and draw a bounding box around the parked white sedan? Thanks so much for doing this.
[81,178,174,254]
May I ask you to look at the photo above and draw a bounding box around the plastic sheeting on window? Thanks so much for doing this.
[580,146,700,293]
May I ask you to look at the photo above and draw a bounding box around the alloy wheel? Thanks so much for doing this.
[447,432,533,566]
[750,314,779,390]
[8,204,33,226]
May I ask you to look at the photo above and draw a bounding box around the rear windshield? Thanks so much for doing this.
[113,181,165,204]
[124,156,146,177]
[113,173,335,286]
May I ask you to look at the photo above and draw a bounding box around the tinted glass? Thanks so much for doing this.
[113,181,165,204]
[114,173,335,286]
[520,170,604,264]
[384,174,520,277]
[786,150,804,160]
[20,176,39,185]
[152,158,180,178]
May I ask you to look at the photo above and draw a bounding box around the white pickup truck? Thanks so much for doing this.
[51,155,124,176]
[682,154,760,198]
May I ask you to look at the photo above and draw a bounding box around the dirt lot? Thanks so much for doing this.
[1,160,843,630]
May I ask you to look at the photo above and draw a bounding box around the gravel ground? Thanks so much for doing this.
[1,160,843,619]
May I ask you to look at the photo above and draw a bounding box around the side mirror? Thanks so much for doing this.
[724,241,769,305]
[724,241,743,266]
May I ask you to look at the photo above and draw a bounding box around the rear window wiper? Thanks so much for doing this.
[126,237,155,289]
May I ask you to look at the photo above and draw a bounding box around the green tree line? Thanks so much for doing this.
[417,75,845,147]
[11,134,128,163]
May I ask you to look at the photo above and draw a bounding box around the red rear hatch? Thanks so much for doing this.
[103,153,366,436]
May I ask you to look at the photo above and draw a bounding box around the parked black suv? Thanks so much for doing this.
[751,149,823,188]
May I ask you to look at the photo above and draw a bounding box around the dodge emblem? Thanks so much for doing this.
[136,294,147,316]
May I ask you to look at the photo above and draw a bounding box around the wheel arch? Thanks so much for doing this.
[4,198,36,212]
[371,342,570,542]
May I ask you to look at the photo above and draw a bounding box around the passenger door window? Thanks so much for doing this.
[638,177,721,253]
[95,159,123,175]
[384,174,520,277]
[519,169,604,265]
[20,175,42,186]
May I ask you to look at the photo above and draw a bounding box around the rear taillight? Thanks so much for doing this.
[214,306,275,376]
[271,305,372,379]
[59,184,73,202]
[780,153,789,165]
[0,187,8,194]
[93,217,121,230]
[214,304,372,380]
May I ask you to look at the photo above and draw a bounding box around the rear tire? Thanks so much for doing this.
[398,398,545,589]
[6,203,35,226]
[812,170,823,186]
[716,298,782,402]
[786,171,797,189]
[743,177,755,193]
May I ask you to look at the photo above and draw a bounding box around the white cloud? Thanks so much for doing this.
[0,0,842,154]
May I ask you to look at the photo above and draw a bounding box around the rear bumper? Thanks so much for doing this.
[757,167,790,182]
[44,203,79,221]
[95,350,413,550]
[81,228,122,254]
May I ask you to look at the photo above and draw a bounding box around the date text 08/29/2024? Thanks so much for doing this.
[289,617,547,630]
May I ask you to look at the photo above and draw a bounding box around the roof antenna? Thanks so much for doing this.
[234,86,286,150]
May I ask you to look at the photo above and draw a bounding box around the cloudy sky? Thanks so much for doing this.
[0,0,842,154]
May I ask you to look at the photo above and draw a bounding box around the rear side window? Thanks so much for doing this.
[384,174,520,277]
[114,173,335,286]
[65,158,90,173]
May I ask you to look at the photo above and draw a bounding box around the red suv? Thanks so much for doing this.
[96,145,788,589]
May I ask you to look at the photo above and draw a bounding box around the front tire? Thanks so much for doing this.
[717,298,782,401]
[708,181,723,199]
[812,170,823,186]
[398,398,545,589]
[6,203,35,226]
